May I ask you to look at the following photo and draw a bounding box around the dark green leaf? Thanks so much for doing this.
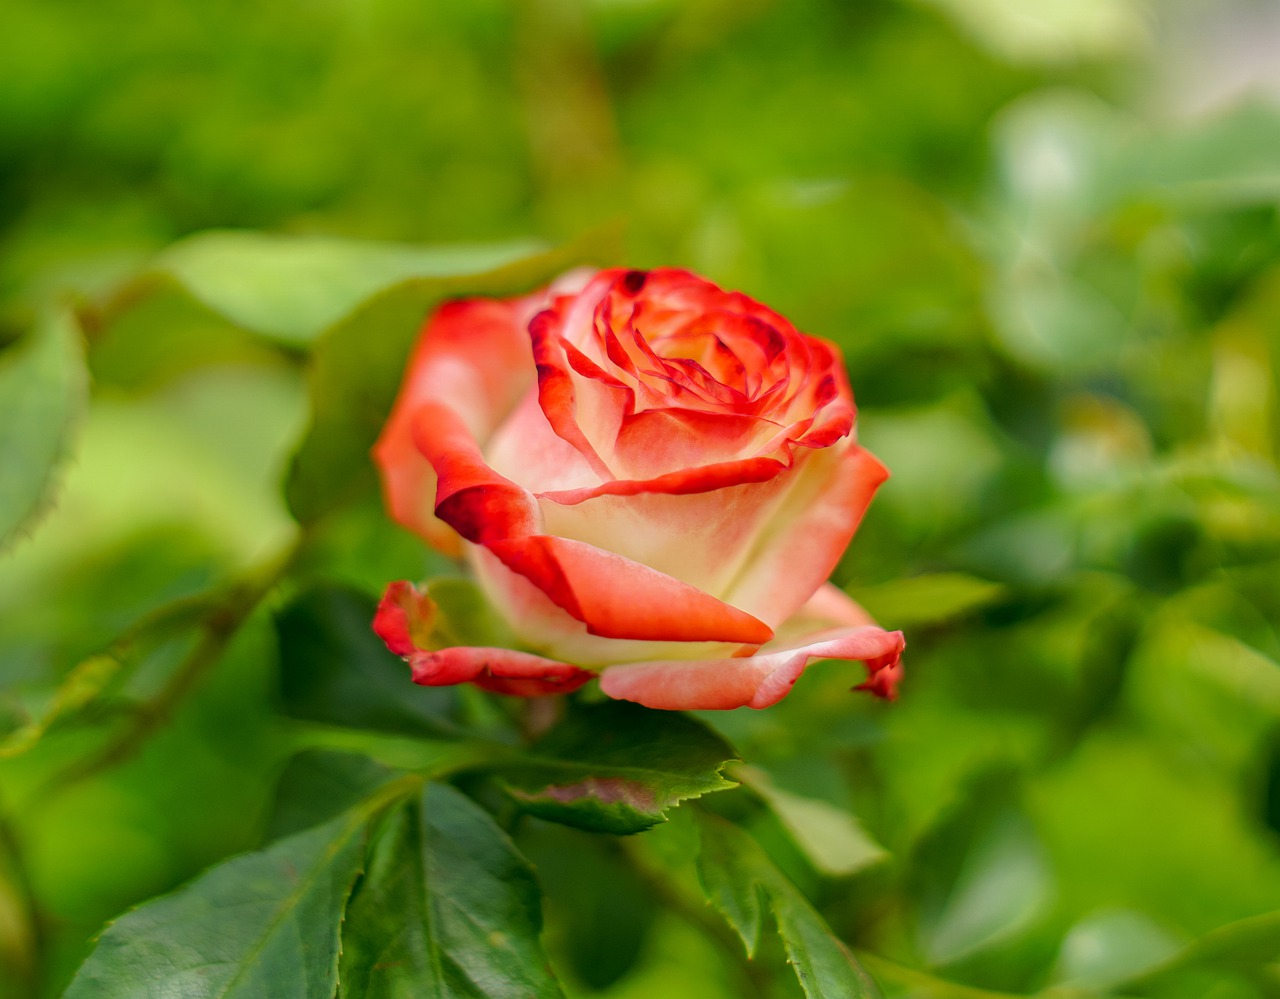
[64,809,370,998]
[338,781,564,999]
[274,584,462,738]
[517,822,658,991]
[697,814,881,999]
[0,308,87,548]
[285,232,615,524]
[498,701,739,835]
[266,749,400,841]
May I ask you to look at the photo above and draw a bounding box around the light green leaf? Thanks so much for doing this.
[139,230,544,348]
[734,765,887,878]
[0,308,87,548]
[338,781,564,999]
[284,232,612,523]
[1052,909,1182,990]
[852,573,1007,630]
[64,809,370,999]
[498,701,739,835]
[1117,910,1280,991]
[697,814,881,999]
[915,788,1052,967]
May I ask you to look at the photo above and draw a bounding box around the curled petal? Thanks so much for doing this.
[372,580,437,658]
[374,581,593,698]
[411,646,594,698]
[373,297,543,554]
[412,403,540,545]
[598,625,905,710]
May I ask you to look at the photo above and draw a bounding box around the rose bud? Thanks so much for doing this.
[372,268,903,710]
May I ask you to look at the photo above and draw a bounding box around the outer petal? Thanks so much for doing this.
[374,581,593,698]
[598,625,905,710]
[411,646,593,698]
[720,442,889,628]
[485,535,773,645]
[372,580,437,657]
[372,296,544,554]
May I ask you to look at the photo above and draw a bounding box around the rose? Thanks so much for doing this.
[371,267,904,710]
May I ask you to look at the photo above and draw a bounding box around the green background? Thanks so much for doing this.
[3,0,1280,995]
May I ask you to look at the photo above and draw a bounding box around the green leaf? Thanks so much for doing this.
[912,772,1052,966]
[697,814,881,999]
[734,765,888,878]
[1116,910,1280,991]
[284,232,614,524]
[274,584,462,738]
[498,701,739,835]
[338,781,564,999]
[266,749,400,840]
[0,308,87,548]
[852,573,1007,630]
[64,809,371,999]
[1051,909,1181,990]
[148,231,545,348]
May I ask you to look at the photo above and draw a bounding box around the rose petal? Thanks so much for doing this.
[485,534,774,645]
[372,580,437,657]
[410,646,594,698]
[374,581,593,698]
[412,403,540,545]
[720,443,889,628]
[529,310,618,479]
[598,624,905,710]
[373,296,547,554]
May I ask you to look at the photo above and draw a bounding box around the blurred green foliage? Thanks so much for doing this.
[3,0,1280,996]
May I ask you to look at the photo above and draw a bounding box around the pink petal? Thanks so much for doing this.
[598,625,905,710]
[485,535,774,646]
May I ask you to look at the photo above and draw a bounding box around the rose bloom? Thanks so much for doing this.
[372,268,903,710]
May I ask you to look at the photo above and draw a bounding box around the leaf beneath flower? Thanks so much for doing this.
[338,781,565,999]
[499,701,739,835]
[275,584,463,738]
[696,813,881,999]
[63,809,370,999]
[733,764,888,878]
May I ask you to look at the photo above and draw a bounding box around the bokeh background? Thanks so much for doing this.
[3,0,1280,996]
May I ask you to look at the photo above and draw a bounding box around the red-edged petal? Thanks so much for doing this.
[411,646,594,698]
[373,296,544,554]
[411,402,540,545]
[375,580,593,698]
[598,625,905,710]
[538,455,785,505]
[373,580,437,657]
[529,311,616,479]
[485,534,773,645]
